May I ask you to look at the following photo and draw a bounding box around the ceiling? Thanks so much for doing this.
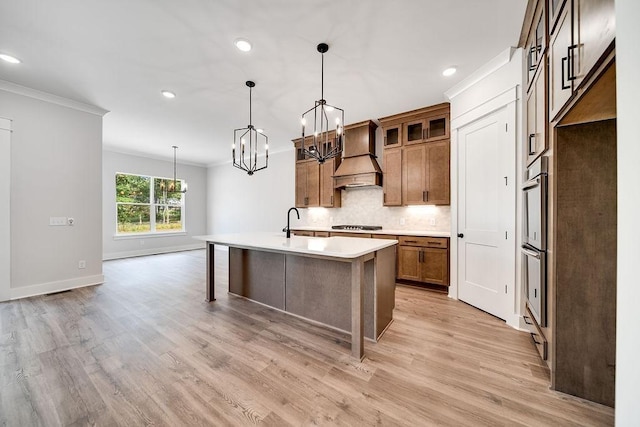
[0,0,527,166]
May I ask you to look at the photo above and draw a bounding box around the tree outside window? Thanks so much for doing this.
[116,173,184,234]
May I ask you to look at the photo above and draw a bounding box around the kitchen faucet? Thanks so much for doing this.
[286,207,300,238]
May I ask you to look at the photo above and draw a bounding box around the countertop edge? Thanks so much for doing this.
[193,234,398,259]
[291,226,451,238]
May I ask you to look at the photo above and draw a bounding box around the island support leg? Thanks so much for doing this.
[206,243,216,302]
[351,256,364,360]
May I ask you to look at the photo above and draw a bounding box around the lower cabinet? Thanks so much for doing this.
[397,236,449,286]
[290,231,450,286]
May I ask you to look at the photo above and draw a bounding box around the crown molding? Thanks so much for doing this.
[0,79,108,116]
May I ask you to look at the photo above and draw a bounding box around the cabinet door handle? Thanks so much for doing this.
[330,195,333,205]
[422,190,428,202]
[304,197,308,206]
[384,136,388,146]
[561,56,570,90]
[383,193,386,203]
[523,315,533,325]
[567,44,577,82]
[528,134,536,155]
[419,250,423,263]
[528,46,537,72]
[422,129,427,140]
[530,333,542,345]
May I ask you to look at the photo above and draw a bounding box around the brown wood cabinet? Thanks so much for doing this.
[526,57,548,165]
[295,161,319,207]
[320,158,341,207]
[525,0,546,89]
[293,137,340,208]
[520,0,616,407]
[383,147,402,206]
[548,0,615,121]
[397,236,449,286]
[382,124,402,148]
[380,104,451,207]
[402,141,450,205]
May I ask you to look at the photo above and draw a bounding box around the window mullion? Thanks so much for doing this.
[150,177,156,232]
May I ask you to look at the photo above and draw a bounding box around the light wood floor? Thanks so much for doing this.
[1,249,614,426]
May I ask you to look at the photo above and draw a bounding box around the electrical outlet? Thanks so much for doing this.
[78,260,86,269]
[67,217,75,226]
[429,218,436,226]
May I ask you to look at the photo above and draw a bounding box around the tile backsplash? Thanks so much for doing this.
[298,187,450,231]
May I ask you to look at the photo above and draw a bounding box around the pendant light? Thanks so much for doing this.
[233,81,268,175]
[170,145,187,193]
[300,43,344,164]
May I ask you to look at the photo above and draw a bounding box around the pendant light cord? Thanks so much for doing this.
[321,51,324,101]
[249,85,252,126]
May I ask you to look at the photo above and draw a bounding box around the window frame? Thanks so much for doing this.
[115,172,186,237]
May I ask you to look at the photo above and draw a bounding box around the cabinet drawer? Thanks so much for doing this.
[398,236,448,248]
[371,234,397,240]
[329,232,372,238]
[292,230,315,237]
[524,305,548,361]
[314,231,330,237]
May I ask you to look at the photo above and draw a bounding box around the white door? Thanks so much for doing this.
[457,107,515,320]
[0,118,10,301]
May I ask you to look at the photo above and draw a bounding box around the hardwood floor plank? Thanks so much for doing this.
[0,249,614,426]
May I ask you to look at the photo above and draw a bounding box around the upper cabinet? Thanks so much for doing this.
[293,135,340,208]
[525,0,546,89]
[548,0,615,121]
[383,124,402,149]
[380,103,451,206]
[403,114,449,145]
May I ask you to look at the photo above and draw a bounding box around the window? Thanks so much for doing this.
[116,173,185,234]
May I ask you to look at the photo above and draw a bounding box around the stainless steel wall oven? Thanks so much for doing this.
[522,156,547,327]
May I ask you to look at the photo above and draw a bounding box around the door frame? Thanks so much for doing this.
[449,87,522,329]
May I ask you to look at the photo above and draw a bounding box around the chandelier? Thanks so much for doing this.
[233,81,268,175]
[300,43,344,164]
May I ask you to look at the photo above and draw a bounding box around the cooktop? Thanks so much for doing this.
[331,225,383,231]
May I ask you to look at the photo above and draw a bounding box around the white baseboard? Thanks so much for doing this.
[7,274,104,301]
[102,243,205,260]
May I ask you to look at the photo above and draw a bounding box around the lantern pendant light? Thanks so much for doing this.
[233,81,268,175]
[300,43,344,164]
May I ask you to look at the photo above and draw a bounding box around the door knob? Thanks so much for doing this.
[457,233,464,238]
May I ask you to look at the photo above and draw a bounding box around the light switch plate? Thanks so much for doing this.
[49,216,67,226]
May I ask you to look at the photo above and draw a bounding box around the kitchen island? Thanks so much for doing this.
[194,233,397,360]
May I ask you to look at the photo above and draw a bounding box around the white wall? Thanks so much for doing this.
[0,85,104,300]
[208,149,295,233]
[102,150,207,259]
[444,47,523,328]
[0,118,10,300]
[615,0,640,423]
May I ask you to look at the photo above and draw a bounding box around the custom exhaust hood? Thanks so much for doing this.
[333,120,382,188]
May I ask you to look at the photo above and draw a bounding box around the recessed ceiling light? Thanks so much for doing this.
[442,67,457,77]
[161,90,176,99]
[0,54,21,64]
[234,38,252,52]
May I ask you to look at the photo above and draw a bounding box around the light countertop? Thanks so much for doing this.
[291,226,451,238]
[194,232,397,259]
